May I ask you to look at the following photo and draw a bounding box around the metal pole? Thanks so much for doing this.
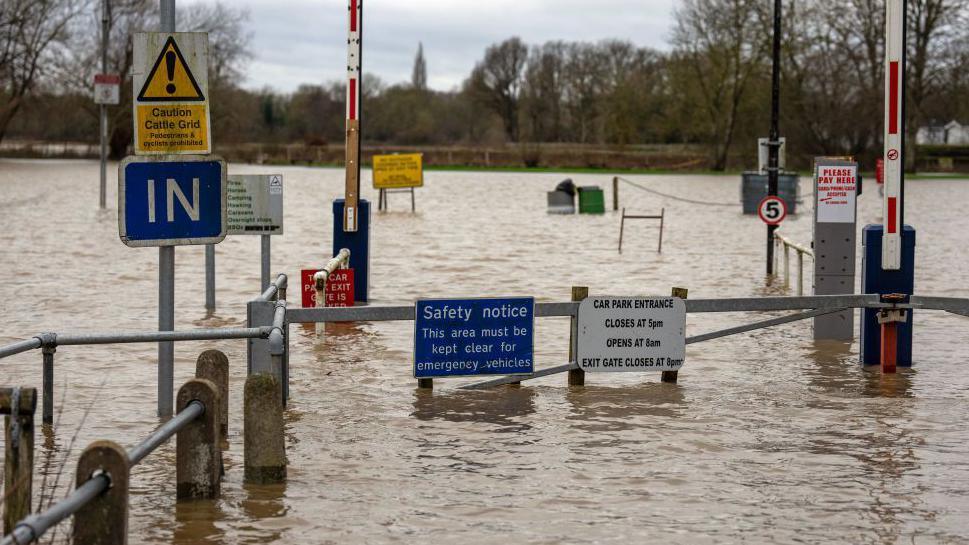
[98,0,109,209]
[766,0,782,275]
[205,245,215,311]
[157,0,176,418]
[261,235,271,290]
[797,251,804,296]
[42,346,54,424]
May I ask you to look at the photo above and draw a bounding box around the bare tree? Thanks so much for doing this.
[0,0,89,144]
[468,37,528,141]
[670,0,768,170]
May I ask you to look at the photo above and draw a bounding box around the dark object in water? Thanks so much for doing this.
[555,178,576,197]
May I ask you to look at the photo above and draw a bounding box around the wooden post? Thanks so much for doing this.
[618,209,626,254]
[613,176,619,211]
[244,374,286,484]
[195,350,229,440]
[176,379,222,500]
[417,378,433,390]
[657,208,665,253]
[2,387,36,536]
[73,441,130,545]
[661,287,688,383]
[568,286,589,386]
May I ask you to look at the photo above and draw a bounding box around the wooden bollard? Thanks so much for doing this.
[2,387,36,536]
[613,176,619,211]
[176,379,222,499]
[568,286,589,386]
[195,350,229,439]
[73,441,129,545]
[244,374,286,484]
[661,287,689,383]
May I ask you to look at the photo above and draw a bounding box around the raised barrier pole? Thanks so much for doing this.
[567,286,589,386]
[2,388,36,536]
[244,374,286,484]
[661,287,689,383]
[72,441,129,545]
[175,379,222,499]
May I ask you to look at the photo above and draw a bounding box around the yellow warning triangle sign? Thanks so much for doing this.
[137,36,205,102]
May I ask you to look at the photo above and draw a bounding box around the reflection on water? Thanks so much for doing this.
[2,161,969,543]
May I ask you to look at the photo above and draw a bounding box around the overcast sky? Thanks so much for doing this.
[181,0,677,93]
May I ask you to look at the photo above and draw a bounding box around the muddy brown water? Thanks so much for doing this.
[2,159,969,544]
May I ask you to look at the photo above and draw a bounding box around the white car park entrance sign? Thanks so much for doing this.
[577,297,686,372]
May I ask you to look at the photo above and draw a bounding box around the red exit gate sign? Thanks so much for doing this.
[325,269,355,307]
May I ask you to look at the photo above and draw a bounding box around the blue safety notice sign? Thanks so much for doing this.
[414,297,534,378]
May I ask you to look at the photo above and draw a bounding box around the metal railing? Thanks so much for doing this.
[773,230,814,295]
[0,273,290,423]
[1,395,209,545]
[313,248,351,309]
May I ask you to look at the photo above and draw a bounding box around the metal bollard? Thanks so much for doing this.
[35,333,56,425]
[568,286,589,386]
[661,287,689,383]
[244,374,286,484]
[175,379,222,500]
[195,350,229,440]
[797,251,804,296]
[72,441,129,545]
[2,387,36,536]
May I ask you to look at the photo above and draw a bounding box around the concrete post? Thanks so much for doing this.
[195,350,229,439]
[2,388,35,536]
[662,287,689,383]
[73,441,130,545]
[247,300,274,376]
[176,379,222,500]
[568,286,589,386]
[244,374,286,484]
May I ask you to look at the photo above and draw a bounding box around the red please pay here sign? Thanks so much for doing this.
[816,164,857,223]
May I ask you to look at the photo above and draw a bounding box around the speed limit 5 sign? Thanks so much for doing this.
[758,196,787,225]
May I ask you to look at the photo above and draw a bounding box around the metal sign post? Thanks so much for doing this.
[765,0,782,275]
[99,0,110,209]
[159,0,175,418]
[882,0,905,270]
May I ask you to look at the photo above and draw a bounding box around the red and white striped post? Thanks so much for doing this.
[343,0,362,232]
[882,0,905,271]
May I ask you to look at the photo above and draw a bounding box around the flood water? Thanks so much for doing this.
[2,159,969,544]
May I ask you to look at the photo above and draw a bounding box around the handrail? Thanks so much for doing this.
[257,273,289,302]
[0,327,271,361]
[313,248,351,286]
[773,230,814,296]
[2,400,207,545]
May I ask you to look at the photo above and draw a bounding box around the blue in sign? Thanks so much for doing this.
[119,156,226,247]
[414,297,534,378]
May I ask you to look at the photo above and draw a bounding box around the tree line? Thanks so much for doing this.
[3,0,968,169]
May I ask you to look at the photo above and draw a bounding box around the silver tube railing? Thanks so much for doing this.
[312,249,351,310]
[2,399,208,545]
[257,273,288,302]
[774,231,814,296]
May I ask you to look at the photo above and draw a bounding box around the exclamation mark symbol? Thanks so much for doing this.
[165,50,176,94]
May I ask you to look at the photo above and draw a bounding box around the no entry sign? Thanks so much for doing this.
[758,195,787,226]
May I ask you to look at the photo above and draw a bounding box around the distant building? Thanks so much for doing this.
[917,120,969,145]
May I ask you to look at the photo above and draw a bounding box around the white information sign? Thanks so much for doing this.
[577,297,686,372]
[93,74,121,105]
[227,174,283,235]
[758,137,786,174]
[815,164,857,224]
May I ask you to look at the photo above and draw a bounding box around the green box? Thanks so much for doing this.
[577,187,605,214]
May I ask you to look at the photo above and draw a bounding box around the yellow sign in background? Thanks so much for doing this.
[373,153,423,189]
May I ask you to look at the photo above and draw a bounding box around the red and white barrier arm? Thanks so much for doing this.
[343,0,362,232]
[882,0,904,270]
